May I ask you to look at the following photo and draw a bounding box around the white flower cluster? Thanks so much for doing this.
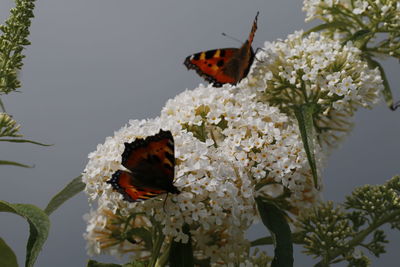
[162,85,318,197]
[303,0,400,22]
[247,31,382,145]
[249,31,382,111]
[82,85,320,264]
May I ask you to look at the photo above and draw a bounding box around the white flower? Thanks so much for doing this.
[246,31,382,147]
[353,1,369,14]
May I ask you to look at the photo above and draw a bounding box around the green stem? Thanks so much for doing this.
[209,127,218,148]
[330,6,366,29]
[148,225,165,267]
[199,122,207,142]
[155,242,170,267]
[300,79,309,103]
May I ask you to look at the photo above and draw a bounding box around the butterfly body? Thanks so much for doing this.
[107,130,180,202]
[184,12,258,87]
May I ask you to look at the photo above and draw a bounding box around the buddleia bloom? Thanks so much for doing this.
[82,84,321,264]
[246,31,382,146]
[161,85,320,209]
[82,116,255,264]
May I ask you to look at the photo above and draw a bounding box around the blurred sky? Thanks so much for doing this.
[0,0,399,266]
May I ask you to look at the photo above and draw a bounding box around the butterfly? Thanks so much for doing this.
[184,12,259,87]
[107,130,180,202]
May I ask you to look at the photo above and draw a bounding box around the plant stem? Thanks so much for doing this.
[148,224,165,267]
[315,210,400,266]
[155,242,170,267]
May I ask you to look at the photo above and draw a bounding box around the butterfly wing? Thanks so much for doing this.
[247,11,258,46]
[221,12,258,82]
[107,170,166,202]
[107,130,179,202]
[220,43,254,84]
[184,48,240,87]
[184,12,259,87]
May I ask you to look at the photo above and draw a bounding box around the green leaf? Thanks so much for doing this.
[87,260,121,267]
[341,29,371,46]
[293,103,319,188]
[169,224,194,267]
[365,57,397,110]
[0,237,18,267]
[0,160,32,168]
[44,175,84,215]
[0,139,52,146]
[0,201,50,267]
[255,198,293,267]
[303,21,349,36]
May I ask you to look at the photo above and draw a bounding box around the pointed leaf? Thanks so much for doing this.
[255,198,293,267]
[0,139,52,146]
[169,224,194,267]
[0,237,18,267]
[44,175,84,215]
[303,21,349,36]
[0,201,50,267]
[366,57,397,110]
[0,160,33,168]
[293,104,319,188]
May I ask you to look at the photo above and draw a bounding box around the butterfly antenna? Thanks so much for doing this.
[221,32,242,44]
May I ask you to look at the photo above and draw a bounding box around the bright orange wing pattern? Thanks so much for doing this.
[184,12,259,87]
[184,48,238,86]
[107,130,180,202]
[108,170,166,201]
[121,131,175,180]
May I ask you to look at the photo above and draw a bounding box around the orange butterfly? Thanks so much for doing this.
[107,130,180,202]
[184,12,259,87]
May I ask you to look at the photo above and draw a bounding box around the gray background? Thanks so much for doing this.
[0,0,398,266]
